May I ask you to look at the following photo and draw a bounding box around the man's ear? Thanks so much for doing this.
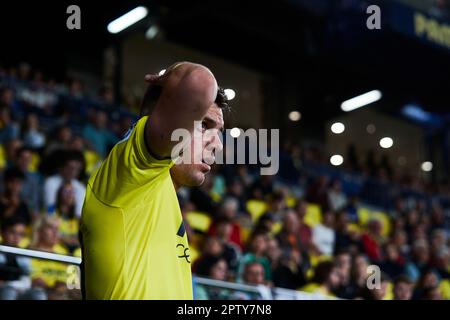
[140,85,163,117]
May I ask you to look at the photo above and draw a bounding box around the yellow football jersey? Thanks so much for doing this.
[80,116,192,300]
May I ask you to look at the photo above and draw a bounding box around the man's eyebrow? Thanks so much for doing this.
[204,116,224,132]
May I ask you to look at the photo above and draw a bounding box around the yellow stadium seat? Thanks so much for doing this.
[383,281,394,300]
[347,223,362,234]
[19,237,31,248]
[271,221,282,235]
[440,279,450,300]
[286,196,296,208]
[0,144,6,169]
[373,211,392,237]
[357,207,371,226]
[185,211,212,233]
[246,199,267,222]
[189,246,200,265]
[309,254,332,268]
[84,150,102,175]
[73,247,82,258]
[209,191,222,203]
[304,203,322,227]
[29,152,40,172]
[240,226,252,244]
[357,206,392,237]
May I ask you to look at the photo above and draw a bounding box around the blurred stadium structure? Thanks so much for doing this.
[0,0,449,300]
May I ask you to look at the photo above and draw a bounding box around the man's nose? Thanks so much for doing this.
[205,131,223,151]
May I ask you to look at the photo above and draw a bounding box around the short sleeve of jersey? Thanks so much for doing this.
[88,116,175,208]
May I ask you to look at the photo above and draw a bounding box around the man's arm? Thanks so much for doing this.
[144,62,218,159]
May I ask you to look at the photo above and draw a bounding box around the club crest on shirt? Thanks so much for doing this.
[176,243,190,263]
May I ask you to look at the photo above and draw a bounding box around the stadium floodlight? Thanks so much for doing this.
[379,137,393,149]
[107,6,148,34]
[145,25,159,39]
[341,90,382,112]
[331,122,345,134]
[421,161,433,172]
[224,89,236,101]
[330,154,344,166]
[230,127,241,138]
[288,111,301,121]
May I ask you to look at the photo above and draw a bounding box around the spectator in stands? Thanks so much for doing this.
[13,147,41,215]
[21,113,46,150]
[28,216,69,298]
[349,254,371,296]
[190,173,217,214]
[194,256,229,300]
[82,109,117,157]
[379,243,405,279]
[43,126,73,158]
[357,272,390,300]
[210,217,241,276]
[294,199,313,249]
[300,260,340,298]
[422,286,443,300]
[360,219,383,263]
[430,229,447,256]
[0,105,19,144]
[391,229,410,258]
[405,240,431,282]
[0,168,31,226]
[0,87,21,115]
[193,236,225,275]
[3,138,23,168]
[43,151,85,216]
[312,210,336,256]
[225,177,247,213]
[412,269,441,299]
[393,275,414,300]
[208,198,243,249]
[430,205,446,230]
[333,250,354,298]
[272,248,308,290]
[249,175,274,200]
[0,216,46,300]
[238,233,272,282]
[55,183,80,253]
[306,175,329,211]
[434,247,450,280]
[327,180,347,212]
[242,262,266,286]
[334,210,360,255]
[276,210,300,248]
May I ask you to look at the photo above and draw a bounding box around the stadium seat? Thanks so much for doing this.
[286,196,296,208]
[245,199,267,222]
[29,152,40,172]
[440,279,450,300]
[304,203,322,227]
[357,206,392,237]
[185,211,212,233]
[84,150,102,175]
[0,144,5,169]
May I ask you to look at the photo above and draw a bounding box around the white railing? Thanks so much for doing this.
[0,245,333,300]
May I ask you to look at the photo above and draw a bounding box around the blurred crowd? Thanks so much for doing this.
[0,63,449,300]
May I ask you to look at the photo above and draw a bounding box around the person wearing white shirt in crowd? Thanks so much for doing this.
[43,151,85,217]
[312,210,336,257]
[327,180,347,212]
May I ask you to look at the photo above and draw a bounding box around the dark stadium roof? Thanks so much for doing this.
[1,0,449,122]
